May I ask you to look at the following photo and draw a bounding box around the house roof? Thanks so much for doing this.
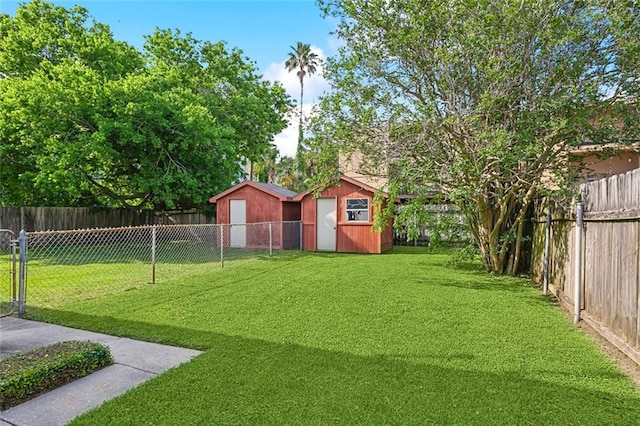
[293,175,388,201]
[570,142,640,155]
[209,181,297,203]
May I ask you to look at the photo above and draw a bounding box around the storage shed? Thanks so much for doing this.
[294,176,393,254]
[209,181,300,249]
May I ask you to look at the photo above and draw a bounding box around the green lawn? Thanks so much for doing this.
[24,248,640,425]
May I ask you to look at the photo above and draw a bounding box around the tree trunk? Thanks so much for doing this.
[296,80,305,174]
[467,185,535,275]
[268,167,275,184]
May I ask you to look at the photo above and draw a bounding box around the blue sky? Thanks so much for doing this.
[0,0,338,157]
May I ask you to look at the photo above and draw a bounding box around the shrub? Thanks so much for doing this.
[0,341,113,410]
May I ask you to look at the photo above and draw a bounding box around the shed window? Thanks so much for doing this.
[346,198,369,222]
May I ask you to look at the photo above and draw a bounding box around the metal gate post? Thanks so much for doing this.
[543,206,552,295]
[18,230,27,316]
[10,237,17,305]
[269,222,273,257]
[220,224,224,268]
[574,202,584,324]
[151,225,157,284]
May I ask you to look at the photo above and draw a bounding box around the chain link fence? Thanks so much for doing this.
[16,222,301,311]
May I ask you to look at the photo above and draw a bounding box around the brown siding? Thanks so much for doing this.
[212,184,302,250]
[301,196,317,251]
[300,179,393,254]
[282,202,301,222]
[215,198,230,225]
[337,223,378,253]
[215,186,302,224]
[580,151,639,180]
[380,216,395,252]
[221,186,282,224]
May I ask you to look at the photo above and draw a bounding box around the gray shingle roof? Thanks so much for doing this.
[251,182,298,199]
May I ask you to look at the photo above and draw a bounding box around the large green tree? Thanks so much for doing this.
[313,0,640,274]
[0,1,291,210]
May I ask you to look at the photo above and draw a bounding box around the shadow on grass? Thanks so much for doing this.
[23,308,640,426]
[427,273,561,308]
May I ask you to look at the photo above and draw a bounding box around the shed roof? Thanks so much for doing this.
[251,182,298,199]
[209,181,297,203]
[293,175,388,201]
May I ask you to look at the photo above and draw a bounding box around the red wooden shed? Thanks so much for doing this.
[209,181,300,249]
[294,176,393,254]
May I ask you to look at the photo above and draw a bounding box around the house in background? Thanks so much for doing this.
[294,176,393,254]
[209,181,300,249]
[339,151,389,191]
[571,143,640,182]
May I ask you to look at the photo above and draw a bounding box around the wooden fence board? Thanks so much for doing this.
[0,207,214,235]
[620,222,638,346]
[637,222,640,349]
[584,222,598,318]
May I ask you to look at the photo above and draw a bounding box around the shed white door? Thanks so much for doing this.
[229,199,246,248]
[316,198,337,251]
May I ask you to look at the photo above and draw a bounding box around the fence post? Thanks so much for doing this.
[220,224,224,268]
[18,230,27,316]
[151,225,157,284]
[574,202,583,324]
[299,221,303,251]
[543,206,552,295]
[10,236,17,305]
[269,222,273,257]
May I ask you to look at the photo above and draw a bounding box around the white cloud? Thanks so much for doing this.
[273,103,318,158]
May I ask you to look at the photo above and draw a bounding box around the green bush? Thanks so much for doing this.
[0,341,113,410]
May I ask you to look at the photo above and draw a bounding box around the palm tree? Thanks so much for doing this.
[253,144,279,184]
[285,42,320,170]
[276,155,305,192]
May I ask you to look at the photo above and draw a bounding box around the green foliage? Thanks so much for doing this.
[312,0,640,274]
[274,155,309,192]
[446,243,482,268]
[0,340,113,410]
[0,1,292,209]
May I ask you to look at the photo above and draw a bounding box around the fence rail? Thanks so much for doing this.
[4,222,301,313]
[532,168,640,364]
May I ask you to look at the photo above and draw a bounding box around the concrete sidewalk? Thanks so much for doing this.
[0,317,202,426]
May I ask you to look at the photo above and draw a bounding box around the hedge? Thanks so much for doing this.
[0,341,113,410]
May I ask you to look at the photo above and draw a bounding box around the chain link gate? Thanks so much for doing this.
[0,229,17,317]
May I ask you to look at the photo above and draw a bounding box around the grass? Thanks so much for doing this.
[22,247,640,425]
[1,243,284,308]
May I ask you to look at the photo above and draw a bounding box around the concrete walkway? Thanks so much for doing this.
[0,317,202,426]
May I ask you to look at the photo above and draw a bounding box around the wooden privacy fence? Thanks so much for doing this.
[0,207,214,235]
[532,168,640,364]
